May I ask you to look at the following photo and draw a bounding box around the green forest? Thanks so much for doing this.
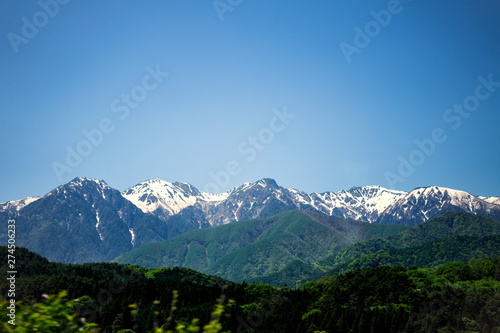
[113,210,410,282]
[2,246,500,332]
[251,212,500,287]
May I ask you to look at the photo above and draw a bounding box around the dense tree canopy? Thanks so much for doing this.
[1,246,499,332]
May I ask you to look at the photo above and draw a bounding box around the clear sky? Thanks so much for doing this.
[1,0,499,203]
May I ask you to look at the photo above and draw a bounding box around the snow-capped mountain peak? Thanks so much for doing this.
[39,176,493,229]
[405,186,481,208]
[481,196,500,206]
[3,177,500,264]
[122,178,232,219]
[0,196,41,212]
[376,185,500,225]
[125,179,499,226]
[69,177,110,188]
[1,177,174,263]
[304,185,406,222]
[227,178,279,195]
[47,177,114,201]
[123,179,199,215]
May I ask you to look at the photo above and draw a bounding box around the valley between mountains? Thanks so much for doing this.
[1,176,499,287]
[2,177,500,332]
[0,177,500,268]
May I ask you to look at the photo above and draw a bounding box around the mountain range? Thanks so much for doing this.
[0,178,176,263]
[122,178,500,226]
[1,176,499,264]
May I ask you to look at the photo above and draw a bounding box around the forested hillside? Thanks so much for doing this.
[114,210,408,281]
[253,212,500,287]
[2,246,500,332]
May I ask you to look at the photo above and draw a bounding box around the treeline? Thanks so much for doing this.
[1,246,500,332]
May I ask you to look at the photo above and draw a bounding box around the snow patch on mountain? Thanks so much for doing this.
[95,210,103,241]
[129,228,135,246]
[122,179,231,217]
[125,179,480,225]
[376,185,500,225]
[69,177,111,189]
[9,176,499,237]
[289,185,406,222]
[404,186,482,213]
[0,196,41,212]
[481,196,500,206]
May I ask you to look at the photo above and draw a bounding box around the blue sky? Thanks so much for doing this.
[1,0,499,203]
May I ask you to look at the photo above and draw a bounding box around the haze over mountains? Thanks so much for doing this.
[1,176,499,264]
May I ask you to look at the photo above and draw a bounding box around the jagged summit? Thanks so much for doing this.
[121,178,500,226]
[377,185,500,225]
[3,177,500,264]
[69,177,109,186]
[5,177,500,229]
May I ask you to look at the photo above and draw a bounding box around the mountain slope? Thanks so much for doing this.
[0,196,41,212]
[482,196,500,206]
[3,178,499,266]
[376,186,500,225]
[122,179,407,226]
[122,178,228,223]
[0,177,176,263]
[321,211,500,267]
[114,210,408,281]
[331,234,500,274]
[254,212,500,287]
[122,179,500,227]
[305,185,406,222]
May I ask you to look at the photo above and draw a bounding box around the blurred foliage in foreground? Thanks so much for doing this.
[2,290,98,332]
